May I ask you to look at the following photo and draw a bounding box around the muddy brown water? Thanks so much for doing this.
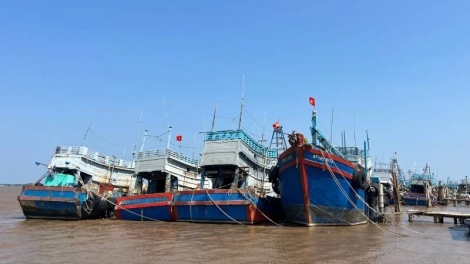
[1,186,469,264]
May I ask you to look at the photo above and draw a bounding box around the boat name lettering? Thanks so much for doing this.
[311,154,334,164]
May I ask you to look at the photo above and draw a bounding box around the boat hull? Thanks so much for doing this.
[115,193,174,221]
[172,189,281,224]
[17,185,87,220]
[278,147,367,226]
[402,193,435,206]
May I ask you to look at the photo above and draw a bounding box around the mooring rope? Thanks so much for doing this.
[319,149,433,239]
[236,188,284,227]
[204,189,245,225]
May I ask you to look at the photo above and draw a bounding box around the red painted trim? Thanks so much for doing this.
[278,147,296,160]
[246,204,252,223]
[173,205,179,219]
[279,160,298,174]
[176,189,258,196]
[279,147,355,169]
[172,200,250,206]
[306,148,355,168]
[117,193,173,203]
[298,149,312,225]
[303,160,353,180]
[279,150,354,180]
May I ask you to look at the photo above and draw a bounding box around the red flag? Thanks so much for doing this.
[309,97,315,106]
[272,121,280,129]
[176,135,182,141]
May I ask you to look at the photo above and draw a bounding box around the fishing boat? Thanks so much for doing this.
[269,98,369,226]
[172,129,283,224]
[17,146,134,220]
[371,157,405,206]
[115,128,210,221]
[402,163,436,206]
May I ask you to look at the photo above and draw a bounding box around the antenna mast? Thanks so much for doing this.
[163,97,171,149]
[211,101,218,132]
[132,111,143,161]
[81,123,92,146]
[237,75,245,130]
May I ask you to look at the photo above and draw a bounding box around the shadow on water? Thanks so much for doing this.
[448,225,470,241]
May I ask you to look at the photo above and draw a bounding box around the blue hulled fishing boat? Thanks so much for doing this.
[172,129,284,224]
[269,98,369,226]
[17,146,135,220]
[115,128,210,221]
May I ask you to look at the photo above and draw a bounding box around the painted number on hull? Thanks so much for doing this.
[310,154,334,165]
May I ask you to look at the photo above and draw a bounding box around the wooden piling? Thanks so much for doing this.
[391,170,401,213]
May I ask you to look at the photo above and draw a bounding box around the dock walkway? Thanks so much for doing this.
[443,198,470,206]
[407,210,470,224]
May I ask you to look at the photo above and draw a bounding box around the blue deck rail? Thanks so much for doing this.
[205,130,277,158]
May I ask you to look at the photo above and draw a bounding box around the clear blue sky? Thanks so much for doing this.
[1,1,469,184]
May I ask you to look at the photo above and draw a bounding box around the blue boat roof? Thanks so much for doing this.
[205,130,277,158]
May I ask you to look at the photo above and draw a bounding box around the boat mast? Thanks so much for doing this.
[132,111,143,162]
[140,129,148,152]
[211,101,218,132]
[237,75,244,130]
[167,126,172,150]
[163,97,171,150]
[311,109,317,145]
[81,123,92,146]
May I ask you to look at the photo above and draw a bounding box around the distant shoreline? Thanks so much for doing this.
[0,184,31,186]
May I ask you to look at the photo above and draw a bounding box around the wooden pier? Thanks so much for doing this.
[443,198,470,206]
[407,210,470,224]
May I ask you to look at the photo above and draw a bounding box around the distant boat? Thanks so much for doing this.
[115,130,210,221]
[402,163,436,206]
[269,98,369,226]
[172,129,284,224]
[17,146,134,220]
[371,157,405,206]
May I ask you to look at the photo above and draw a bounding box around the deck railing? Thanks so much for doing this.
[56,146,134,168]
[136,148,199,166]
[205,130,277,158]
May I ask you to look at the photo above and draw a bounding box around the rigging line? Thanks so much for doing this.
[320,150,433,239]
[215,116,239,120]
[90,133,106,155]
[243,107,265,129]
[89,129,127,148]
[239,124,262,138]
[317,150,404,236]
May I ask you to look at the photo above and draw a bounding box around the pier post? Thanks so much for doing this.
[379,183,384,214]
[391,171,401,213]
[425,182,431,208]
[438,181,446,205]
